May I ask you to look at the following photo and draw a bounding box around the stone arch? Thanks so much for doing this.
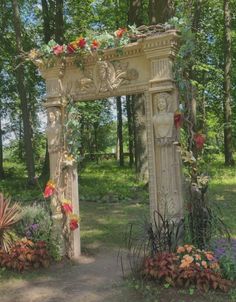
[38,30,183,259]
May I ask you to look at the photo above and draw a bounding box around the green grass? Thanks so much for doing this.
[207,155,236,236]
[79,159,148,203]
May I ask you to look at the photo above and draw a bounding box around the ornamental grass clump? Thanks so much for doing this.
[0,193,22,252]
[143,244,232,292]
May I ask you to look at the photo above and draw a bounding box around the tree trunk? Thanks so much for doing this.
[148,0,173,24]
[12,0,35,184]
[223,0,234,166]
[41,0,53,43]
[126,95,134,167]
[128,0,143,26]
[55,0,64,44]
[116,96,124,167]
[133,94,148,182]
[0,109,4,179]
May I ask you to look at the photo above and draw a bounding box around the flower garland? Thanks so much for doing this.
[27,26,141,65]
[43,153,79,232]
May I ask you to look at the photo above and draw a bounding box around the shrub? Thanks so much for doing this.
[0,238,50,271]
[16,204,61,261]
[0,193,22,252]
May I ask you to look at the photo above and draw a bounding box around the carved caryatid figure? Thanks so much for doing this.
[152,92,182,218]
[153,92,174,140]
[46,107,62,153]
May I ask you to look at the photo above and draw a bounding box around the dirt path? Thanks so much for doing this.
[0,248,140,302]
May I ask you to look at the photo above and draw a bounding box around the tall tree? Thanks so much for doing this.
[12,0,35,184]
[126,95,134,167]
[223,0,234,165]
[116,96,124,166]
[128,0,143,26]
[149,0,173,24]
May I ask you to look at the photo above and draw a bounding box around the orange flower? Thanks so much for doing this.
[115,28,126,38]
[201,260,207,268]
[206,253,214,261]
[180,255,194,268]
[177,246,185,253]
[91,40,99,50]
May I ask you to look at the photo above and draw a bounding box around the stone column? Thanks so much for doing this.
[45,96,81,259]
[144,34,183,222]
[44,97,65,256]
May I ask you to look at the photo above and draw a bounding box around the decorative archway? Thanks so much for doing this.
[37,28,183,259]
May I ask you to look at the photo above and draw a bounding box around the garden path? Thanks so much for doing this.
[0,247,140,302]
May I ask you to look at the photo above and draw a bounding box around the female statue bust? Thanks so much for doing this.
[46,107,62,153]
[153,92,174,139]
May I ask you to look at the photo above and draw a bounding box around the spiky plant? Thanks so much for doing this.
[0,193,22,252]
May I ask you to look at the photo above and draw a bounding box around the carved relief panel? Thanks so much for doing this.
[73,60,138,96]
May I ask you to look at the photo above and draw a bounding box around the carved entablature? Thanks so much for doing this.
[38,32,180,100]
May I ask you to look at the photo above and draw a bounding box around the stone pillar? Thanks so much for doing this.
[45,97,81,259]
[144,35,183,222]
[44,97,65,256]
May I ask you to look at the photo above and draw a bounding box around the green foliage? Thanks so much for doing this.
[15,204,61,261]
[219,254,236,281]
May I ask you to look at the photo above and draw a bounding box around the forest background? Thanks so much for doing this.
[0,0,235,197]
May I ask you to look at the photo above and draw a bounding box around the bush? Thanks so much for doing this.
[16,204,61,261]
[0,238,50,271]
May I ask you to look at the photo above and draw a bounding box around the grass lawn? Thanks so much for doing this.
[0,156,236,301]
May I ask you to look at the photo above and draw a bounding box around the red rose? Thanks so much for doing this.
[174,111,183,129]
[70,219,78,231]
[44,181,56,198]
[77,37,86,48]
[52,45,64,55]
[67,43,76,54]
[193,133,206,150]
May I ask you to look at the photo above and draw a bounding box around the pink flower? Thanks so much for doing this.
[52,45,64,55]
